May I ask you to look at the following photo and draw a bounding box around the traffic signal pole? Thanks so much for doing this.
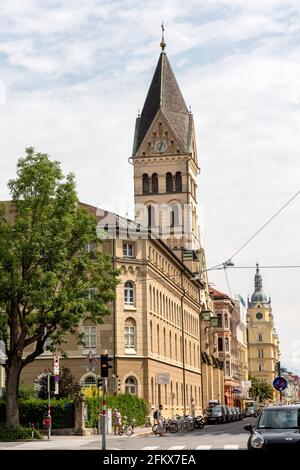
[47,373,51,440]
[102,377,107,450]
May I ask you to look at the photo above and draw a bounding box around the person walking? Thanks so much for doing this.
[153,404,164,436]
[112,408,122,435]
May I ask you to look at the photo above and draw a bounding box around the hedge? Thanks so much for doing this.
[0,399,74,429]
[85,393,148,428]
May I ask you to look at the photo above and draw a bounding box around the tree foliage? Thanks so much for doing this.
[0,148,119,428]
[36,366,81,399]
[249,376,274,402]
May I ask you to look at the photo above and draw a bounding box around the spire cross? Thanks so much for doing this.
[160,21,166,51]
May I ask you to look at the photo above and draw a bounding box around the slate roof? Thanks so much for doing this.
[135,52,190,152]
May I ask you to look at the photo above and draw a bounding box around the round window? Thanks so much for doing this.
[256,312,263,320]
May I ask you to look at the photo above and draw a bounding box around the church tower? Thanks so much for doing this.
[131,33,200,256]
[247,264,280,398]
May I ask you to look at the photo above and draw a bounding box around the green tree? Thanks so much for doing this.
[249,376,274,402]
[36,366,81,399]
[0,148,119,430]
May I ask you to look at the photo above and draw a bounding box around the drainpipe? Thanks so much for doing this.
[180,269,187,415]
[112,238,117,379]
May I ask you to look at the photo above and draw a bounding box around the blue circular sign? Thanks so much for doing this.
[273,376,287,391]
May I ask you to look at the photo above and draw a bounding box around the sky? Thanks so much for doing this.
[0,0,300,375]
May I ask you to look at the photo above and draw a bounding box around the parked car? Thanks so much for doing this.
[235,407,243,420]
[205,405,227,424]
[227,407,234,421]
[223,405,231,422]
[244,405,300,450]
[244,406,258,418]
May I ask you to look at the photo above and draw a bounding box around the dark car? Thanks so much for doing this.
[205,405,227,424]
[227,407,234,421]
[235,407,243,420]
[229,407,237,421]
[244,405,300,450]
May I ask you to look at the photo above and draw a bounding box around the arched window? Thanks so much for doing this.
[124,281,134,305]
[152,173,158,193]
[149,285,152,310]
[83,375,96,387]
[157,324,160,355]
[147,205,156,229]
[175,334,178,360]
[166,172,173,192]
[142,174,149,193]
[224,314,229,329]
[171,204,181,228]
[151,377,154,404]
[163,328,166,356]
[125,377,137,395]
[176,382,179,406]
[150,320,153,352]
[124,318,136,350]
[175,172,182,191]
[169,330,172,358]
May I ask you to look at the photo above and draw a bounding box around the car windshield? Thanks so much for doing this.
[207,406,221,413]
[258,409,300,429]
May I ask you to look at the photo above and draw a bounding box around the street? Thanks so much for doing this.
[0,418,255,450]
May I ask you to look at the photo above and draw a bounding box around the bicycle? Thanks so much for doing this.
[118,417,135,436]
[152,418,178,435]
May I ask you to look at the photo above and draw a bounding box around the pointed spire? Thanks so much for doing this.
[160,21,166,52]
[250,263,268,306]
[134,42,189,153]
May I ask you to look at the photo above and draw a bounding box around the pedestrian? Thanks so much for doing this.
[153,404,164,436]
[112,408,122,435]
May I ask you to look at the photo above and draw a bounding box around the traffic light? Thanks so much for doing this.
[100,354,113,378]
[112,375,121,394]
[97,377,103,388]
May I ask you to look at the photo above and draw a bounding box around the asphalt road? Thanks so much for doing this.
[0,418,255,450]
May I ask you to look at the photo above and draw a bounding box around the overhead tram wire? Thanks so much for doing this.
[207,188,300,272]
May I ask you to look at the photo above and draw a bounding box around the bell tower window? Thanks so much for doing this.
[175,172,182,191]
[166,172,173,192]
[143,174,149,194]
[152,173,158,193]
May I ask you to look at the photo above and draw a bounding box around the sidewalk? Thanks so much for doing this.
[108,426,152,438]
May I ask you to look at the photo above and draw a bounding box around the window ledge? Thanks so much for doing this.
[125,348,137,355]
[83,348,97,355]
[124,305,137,311]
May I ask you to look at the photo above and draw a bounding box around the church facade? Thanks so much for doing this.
[20,40,225,415]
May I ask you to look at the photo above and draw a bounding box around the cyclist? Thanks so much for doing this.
[153,404,164,436]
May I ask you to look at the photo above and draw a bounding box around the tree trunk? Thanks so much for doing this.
[5,358,22,430]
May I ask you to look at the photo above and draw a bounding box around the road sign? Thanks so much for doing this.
[273,376,287,391]
[85,351,96,372]
[54,374,59,395]
[157,373,170,385]
[53,356,59,375]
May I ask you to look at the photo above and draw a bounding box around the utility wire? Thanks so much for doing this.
[209,264,300,271]
[207,188,300,271]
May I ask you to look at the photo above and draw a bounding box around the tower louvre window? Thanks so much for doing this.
[175,172,182,191]
[142,174,149,193]
[152,173,158,193]
[166,172,173,192]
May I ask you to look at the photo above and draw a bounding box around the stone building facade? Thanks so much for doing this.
[20,42,224,415]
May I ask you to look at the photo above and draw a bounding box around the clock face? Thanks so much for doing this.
[154,140,167,153]
[256,312,263,320]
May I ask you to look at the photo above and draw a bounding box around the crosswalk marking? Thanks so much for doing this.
[142,446,159,450]
[196,445,212,450]
[168,445,185,450]
[224,445,239,450]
